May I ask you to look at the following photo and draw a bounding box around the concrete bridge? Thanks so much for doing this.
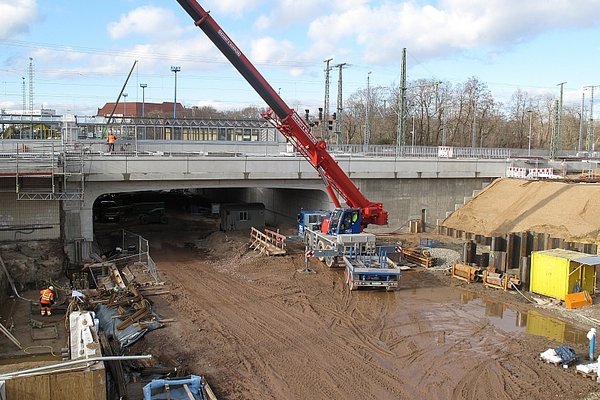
[0,139,513,263]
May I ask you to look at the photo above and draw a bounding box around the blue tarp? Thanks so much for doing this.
[555,345,577,365]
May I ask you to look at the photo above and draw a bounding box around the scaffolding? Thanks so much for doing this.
[10,141,85,201]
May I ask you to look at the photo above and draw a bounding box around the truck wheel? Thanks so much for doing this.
[160,216,168,224]
[317,240,326,262]
[139,215,148,224]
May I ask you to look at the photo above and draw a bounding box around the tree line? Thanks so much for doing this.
[339,76,589,151]
[186,76,591,152]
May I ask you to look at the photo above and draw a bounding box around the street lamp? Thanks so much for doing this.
[171,66,181,118]
[122,93,128,146]
[140,83,147,118]
[527,110,533,156]
[122,93,128,117]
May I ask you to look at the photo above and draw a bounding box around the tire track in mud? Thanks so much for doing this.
[153,238,600,400]
[160,258,412,399]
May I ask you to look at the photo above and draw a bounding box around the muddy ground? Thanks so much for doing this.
[94,212,600,400]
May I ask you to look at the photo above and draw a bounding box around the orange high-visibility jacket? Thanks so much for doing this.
[108,134,116,143]
[40,288,54,305]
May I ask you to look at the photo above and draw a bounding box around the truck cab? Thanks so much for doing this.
[321,208,361,236]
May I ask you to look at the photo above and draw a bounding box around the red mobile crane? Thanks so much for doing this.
[176,0,388,230]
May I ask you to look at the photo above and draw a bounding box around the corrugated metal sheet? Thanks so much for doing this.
[573,256,600,265]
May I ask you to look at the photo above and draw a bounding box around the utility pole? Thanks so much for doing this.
[322,58,333,141]
[584,85,599,152]
[333,63,347,144]
[552,81,566,159]
[28,58,34,115]
[21,76,25,139]
[527,110,533,156]
[579,90,586,153]
[28,57,34,137]
[550,99,559,159]
[396,48,407,147]
[364,71,372,149]
[21,77,25,114]
[471,95,478,148]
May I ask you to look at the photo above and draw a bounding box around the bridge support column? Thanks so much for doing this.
[63,196,96,264]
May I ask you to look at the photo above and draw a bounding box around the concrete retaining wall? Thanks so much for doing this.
[0,192,61,241]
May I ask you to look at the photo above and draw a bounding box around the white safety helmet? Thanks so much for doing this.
[49,286,54,291]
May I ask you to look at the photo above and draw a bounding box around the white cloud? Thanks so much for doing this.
[0,0,38,40]
[253,0,323,31]
[250,36,296,64]
[305,0,600,64]
[108,6,183,40]
[203,0,264,18]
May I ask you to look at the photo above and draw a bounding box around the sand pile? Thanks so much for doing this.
[441,178,600,242]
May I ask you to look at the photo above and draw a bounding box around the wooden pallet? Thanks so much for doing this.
[577,369,598,380]
[539,357,561,366]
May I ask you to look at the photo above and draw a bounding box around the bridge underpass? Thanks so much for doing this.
[0,142,510,263]
[67,176,500,263]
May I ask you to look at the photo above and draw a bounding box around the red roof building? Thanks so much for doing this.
[97,102,185,118]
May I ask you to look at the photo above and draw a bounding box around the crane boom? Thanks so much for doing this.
[175,0,388,227]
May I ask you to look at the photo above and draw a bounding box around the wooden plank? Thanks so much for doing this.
[7,374,50,399]
[121,266,135,285]
[204,378,219,400]
[48,368,101,400]
[99,332,127,398]
[183,383,196,400]
[0,321,22,349]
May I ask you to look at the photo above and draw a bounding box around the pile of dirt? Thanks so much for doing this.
[442,178,600,242]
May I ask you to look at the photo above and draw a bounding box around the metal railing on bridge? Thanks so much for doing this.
[2,138,600,161]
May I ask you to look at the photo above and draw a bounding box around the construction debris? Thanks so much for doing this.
[576,362,599,380]
[400,247,435,268]
[451,263,481,284]
[539,346,576,366]
[482,270,521,291]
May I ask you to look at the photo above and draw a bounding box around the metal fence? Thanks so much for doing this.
[1,139,600,161]
[107,230,158,283]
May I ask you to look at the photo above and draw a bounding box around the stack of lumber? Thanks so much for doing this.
[401,247,434,268]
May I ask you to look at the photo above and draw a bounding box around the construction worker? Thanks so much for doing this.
[39,286,55,316]
[107,132,116,152]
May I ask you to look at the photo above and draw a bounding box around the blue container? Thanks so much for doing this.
[143,375,206,400]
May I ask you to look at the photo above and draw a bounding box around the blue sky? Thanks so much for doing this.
[1,0,600,116]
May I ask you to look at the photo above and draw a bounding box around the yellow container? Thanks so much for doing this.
[530,249,598,301]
